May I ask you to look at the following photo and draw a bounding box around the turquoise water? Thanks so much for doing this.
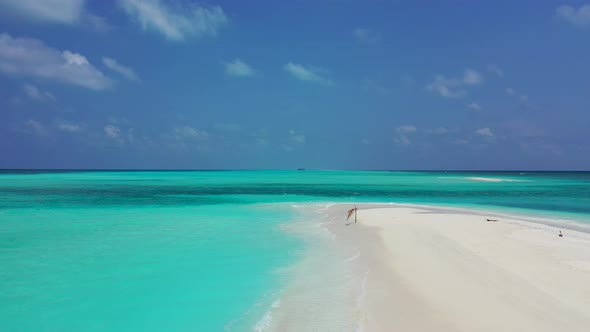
[1,170,590,331]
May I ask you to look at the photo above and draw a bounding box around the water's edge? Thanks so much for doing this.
[252,201,590,331]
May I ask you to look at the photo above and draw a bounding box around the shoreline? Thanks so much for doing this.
[348,202,590,233]
[262,202,590,331]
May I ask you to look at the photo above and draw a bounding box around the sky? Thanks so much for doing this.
[0,0,589,170]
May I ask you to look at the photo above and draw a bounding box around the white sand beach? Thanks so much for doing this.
[317,204,590,332]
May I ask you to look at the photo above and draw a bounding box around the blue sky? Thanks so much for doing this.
[1,0,589,170]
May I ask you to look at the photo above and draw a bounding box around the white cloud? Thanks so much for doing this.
[26,119,45,134]
[353,27,380,43]
[454,139,469,145]
[395,125,417,134]
[486,64,504,77]
[292,134,305,144]
[283,130,306,151]
[427,76,466,98]
[467,102,481,111]
[253,129,269,147]
[475,127,493,137]
[557,5,590,27]
[394,125,416,146]
[432,127,449,135]
[86,14,113,33]
[426,69,482,98]
[0,2,115,33]
[284,62,333,86]
[0,33,111,90]
[119,0,228,41]
[21,119,53,136]
[23,84,56,102]
[0,0,85,24]
[104,124,121,139]
[288,129,306,144]
[102,57,140,82]
[506,87,530,103]
[463,69,482,85]
[57,121,82,133]
[106,116,129,125]
[173,126,208,140]
[104,124,140,144]
[256,138,268,146]
[224,58,255,77]
[394,135,411,146]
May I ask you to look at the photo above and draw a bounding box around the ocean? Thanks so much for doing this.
[1,170,589,331]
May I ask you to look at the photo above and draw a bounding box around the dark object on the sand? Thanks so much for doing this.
[347,206,358,223]
[559,231,563,238]
[486,218,498,222]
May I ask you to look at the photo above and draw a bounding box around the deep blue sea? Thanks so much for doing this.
[1,170,589,331]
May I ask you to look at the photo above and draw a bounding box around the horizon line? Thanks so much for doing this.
[1,169,589,172]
